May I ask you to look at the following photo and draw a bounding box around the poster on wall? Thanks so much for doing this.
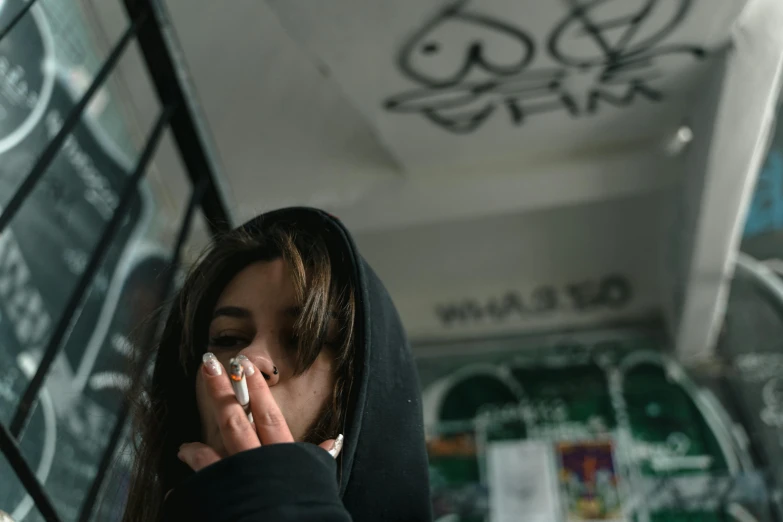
[741,101,783,260]
[416,330,770,522]
[0,1,166,520]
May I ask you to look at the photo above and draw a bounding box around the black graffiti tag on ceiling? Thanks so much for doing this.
[383,0,706,134]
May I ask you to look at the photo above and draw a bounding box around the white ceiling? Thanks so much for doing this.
[266,0,741,172]
[82,0,747,233]
[153,0,403,222]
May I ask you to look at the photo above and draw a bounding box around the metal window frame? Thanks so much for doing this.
[0,0,232,519]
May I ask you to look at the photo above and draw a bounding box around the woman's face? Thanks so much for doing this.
[195,259,336,453]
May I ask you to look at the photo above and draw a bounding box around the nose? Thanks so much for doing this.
[238,349,280,386]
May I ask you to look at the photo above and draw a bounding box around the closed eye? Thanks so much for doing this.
[208,335,248,349]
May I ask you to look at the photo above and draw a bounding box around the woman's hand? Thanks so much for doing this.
[177,353,343,472]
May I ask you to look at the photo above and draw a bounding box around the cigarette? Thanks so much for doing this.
[229,358,252,423]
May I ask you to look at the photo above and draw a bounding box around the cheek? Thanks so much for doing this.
[272,379,329,419]
[274,360,336,439]
[194,374,214,434]
[303,357,336,406]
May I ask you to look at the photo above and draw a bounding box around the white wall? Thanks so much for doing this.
[335,146,680,233]
[355,191,671,341]
[670,0,783,361]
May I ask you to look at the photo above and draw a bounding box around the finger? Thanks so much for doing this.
[202,352,260,455]
[178,442,222,472]
[239,357,294,445]
[318,434,345,459]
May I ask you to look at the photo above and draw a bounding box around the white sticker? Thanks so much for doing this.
[488,440,560,522]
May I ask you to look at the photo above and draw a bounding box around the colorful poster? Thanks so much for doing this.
[556,441,623,522]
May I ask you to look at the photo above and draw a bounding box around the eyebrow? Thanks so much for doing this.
[211,305,302,320]
[212,306,252,320]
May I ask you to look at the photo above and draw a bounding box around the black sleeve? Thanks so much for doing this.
[162,443,352,522]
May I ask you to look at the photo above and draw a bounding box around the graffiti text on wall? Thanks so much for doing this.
[384,0,706,134]
[435,274,632,327]
[0,227,51,348]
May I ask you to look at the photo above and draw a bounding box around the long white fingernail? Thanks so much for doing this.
[235,354,255,376]
[329,434,344,459]
[202,352,222,376]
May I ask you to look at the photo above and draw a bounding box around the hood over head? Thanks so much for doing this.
[152,207,432,521]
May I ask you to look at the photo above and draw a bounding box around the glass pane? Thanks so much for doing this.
[0,1,211,519]
[83,420,133,522]
[0,0,162,426]
[0,449,48,522]
[3,159,194,522]
[0,0,55,163]
[0,32,191,522]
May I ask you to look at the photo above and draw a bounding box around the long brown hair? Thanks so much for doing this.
[121,221,356,522]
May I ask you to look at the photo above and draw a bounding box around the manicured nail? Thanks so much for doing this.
[202,352,222,376]
[235,354,255,376]
[273,366,278,375]
[329,434,344,459]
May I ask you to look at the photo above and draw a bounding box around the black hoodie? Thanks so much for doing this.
[159,208,432,521]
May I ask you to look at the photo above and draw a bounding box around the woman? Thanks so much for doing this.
[121,208,432,521]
